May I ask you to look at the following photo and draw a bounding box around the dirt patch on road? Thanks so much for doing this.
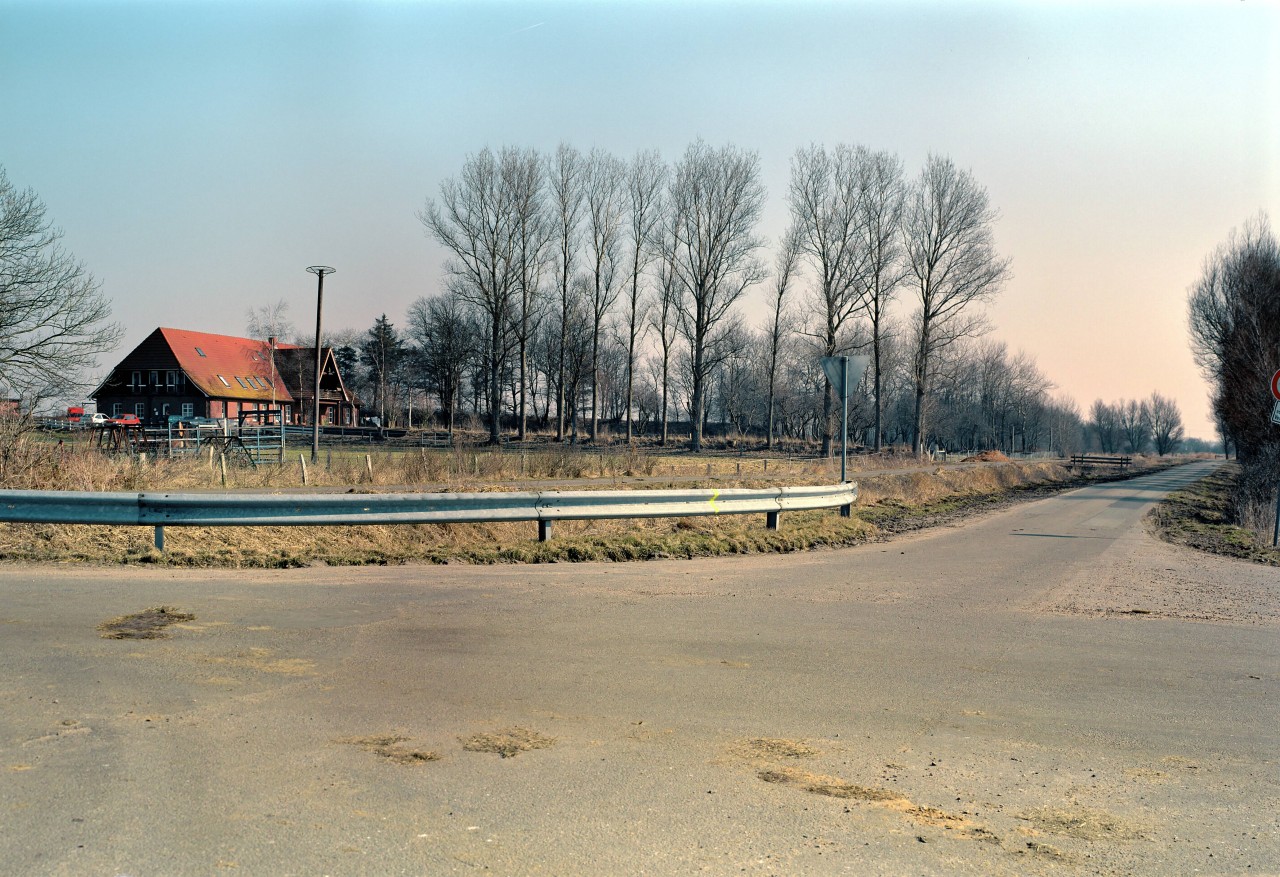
[460,727,555,758]
[755,765,993,837]
[1017,806,1148,841]
[97,606,195,639]
[338,734,441,765]
[732,737,819,760]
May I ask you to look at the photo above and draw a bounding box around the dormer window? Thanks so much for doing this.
[234,377,247,389]
[217,375,230,387]
[196,347,206,357]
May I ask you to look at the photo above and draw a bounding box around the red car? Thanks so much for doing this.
[109,414,142,426]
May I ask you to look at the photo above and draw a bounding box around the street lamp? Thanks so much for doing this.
[306,266,335,463]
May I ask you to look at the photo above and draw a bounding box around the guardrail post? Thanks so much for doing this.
[538,520,552,542]
[766,511,779,531]
[154,525,164,552]
[840,503,851,518]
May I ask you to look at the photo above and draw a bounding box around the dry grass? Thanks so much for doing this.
[0,433,1176,567]
[1149,463,1280,566]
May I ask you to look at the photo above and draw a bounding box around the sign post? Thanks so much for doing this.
[819,355,871,516]
[1272,371,1280,547]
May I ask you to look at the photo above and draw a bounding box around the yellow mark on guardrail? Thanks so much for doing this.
[709,490,720,513]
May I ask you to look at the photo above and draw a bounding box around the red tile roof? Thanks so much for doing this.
[159,328,295,404]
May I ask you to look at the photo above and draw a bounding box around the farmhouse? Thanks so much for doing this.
[92,327,359,427]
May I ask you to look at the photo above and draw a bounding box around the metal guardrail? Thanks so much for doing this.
[0,482,858,550]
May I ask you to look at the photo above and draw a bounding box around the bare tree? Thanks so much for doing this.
[650,243,681,446]
[507,148,552,440]
[0,166,122,399]
[1118,398,1149,454]
[1188,213,1280,463]
[857,149,907,452]
[245,299,294,342]
[421,147,520,445]
[583,149,626,441]
[622,149,666,442]
[662,141,767,452]
[788,144,871,455]
[406,293,473,437]
[547,144,587,441]
[1089,399,1122,453]
[764,227,801,450]
[903,154,1011,455]
[1146,391,1184,456]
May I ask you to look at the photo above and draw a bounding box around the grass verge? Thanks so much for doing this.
[1148,463,1280,566]
[0,459,1178,568]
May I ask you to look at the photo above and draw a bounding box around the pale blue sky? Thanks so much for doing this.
[1,0,1276,437]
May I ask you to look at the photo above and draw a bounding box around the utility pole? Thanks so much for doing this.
[307,266,335,464]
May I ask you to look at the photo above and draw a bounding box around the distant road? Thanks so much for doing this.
[2,460,1275,875]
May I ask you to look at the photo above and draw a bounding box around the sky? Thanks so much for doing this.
[1,0,1276,439]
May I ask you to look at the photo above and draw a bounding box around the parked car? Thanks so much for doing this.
[90,413,108,426]
[109,414,141,426]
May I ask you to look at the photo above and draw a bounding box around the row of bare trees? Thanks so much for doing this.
[415,140,1017,453]
[327,298,1089,457]
[1188,213,1280,535]
[1087,393,1185,456]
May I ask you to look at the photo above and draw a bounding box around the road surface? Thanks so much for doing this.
[1,461,1276,875]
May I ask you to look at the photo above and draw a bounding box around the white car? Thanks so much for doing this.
[90,413,108,426]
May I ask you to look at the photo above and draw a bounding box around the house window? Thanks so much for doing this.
[162,403,171,417]
[130,370,141,390]
[112,402,122,417]
[217,375,230,387]
[134,402,145,418]
[166,370,177,389]
[235,376,247,389]
[181,403,194,418]
[196,347,206,357]
[150,370,159,388]
[261,375,273,388]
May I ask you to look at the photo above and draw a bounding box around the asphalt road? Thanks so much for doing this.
[1,461,1276,876]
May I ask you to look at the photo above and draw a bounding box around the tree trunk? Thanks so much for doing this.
[488,324,502,446]
[589,331,599,442]
[518,333,527,441]
[690,350,704,453]
[660,353,670,447]
[873,333,883,452]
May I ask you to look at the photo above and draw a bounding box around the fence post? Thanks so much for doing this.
[538,519,552,542]
[300,454,308,486]
[219,454,227,488]
[1273,486,1279,548]
[154,526,164,552]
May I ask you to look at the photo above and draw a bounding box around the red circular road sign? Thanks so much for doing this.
[1273,370,1280,401]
